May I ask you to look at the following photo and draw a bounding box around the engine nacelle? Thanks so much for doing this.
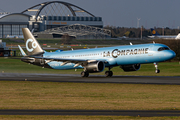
[21,57,35,63]
[121,64,141,72]
[85,61,105,73]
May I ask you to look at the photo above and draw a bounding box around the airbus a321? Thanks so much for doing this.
[18,28,176,77]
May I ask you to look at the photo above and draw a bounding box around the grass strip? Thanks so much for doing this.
[0,57,180,76]
[0,115,180,120]
[0,81,180,110]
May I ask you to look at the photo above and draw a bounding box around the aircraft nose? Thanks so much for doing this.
[171,51,176,58]
[166,50,176,59]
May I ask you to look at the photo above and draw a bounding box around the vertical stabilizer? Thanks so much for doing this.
[22,28,44,56]
[151,28,160,36]
[175,33,180,40]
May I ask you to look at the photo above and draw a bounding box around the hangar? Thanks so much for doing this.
[22,1,103,32]
[0,1,110,39]
[0,13,30,38]
[34,24,111,39]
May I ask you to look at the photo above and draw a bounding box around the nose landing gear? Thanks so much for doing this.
[154,62,160,74]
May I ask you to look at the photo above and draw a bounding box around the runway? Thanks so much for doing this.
[0,73,180,85]
[0,110,180,116]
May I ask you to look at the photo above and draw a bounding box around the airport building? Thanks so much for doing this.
[0,1,111,39]
[0,13,30,38]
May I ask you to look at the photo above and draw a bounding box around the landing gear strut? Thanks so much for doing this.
[154,62,160,74]
[105,67,113,77]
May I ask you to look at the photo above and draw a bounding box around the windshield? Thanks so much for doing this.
[158,47,170,51]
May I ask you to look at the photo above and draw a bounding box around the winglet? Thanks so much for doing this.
[18,45,27,56]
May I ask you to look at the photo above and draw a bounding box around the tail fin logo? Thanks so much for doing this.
[26,39,37,52]
[152,30,156,34]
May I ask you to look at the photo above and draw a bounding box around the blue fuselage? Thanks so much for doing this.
[43,43,176,70]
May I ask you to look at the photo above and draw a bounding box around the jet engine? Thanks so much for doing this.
[120,64,141,72]
[21,57,35,63]
[85,61,105,73]
[21,57,46,66]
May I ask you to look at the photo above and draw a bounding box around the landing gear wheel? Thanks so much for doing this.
[81,71,89,77]
[154,62,160,74]
[155,69,160,74]
[105,71,113,77]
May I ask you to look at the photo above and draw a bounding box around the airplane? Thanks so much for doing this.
[6,29,34,39]
[6,35,24,39]
[148,28,180,39]
[18,28,176,77]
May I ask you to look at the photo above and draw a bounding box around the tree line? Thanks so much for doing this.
[104,26,180,38]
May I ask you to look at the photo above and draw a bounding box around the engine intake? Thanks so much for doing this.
[85,61,105,73]
[121,64,141,72]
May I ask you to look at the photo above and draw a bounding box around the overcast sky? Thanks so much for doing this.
[0,0,180,28]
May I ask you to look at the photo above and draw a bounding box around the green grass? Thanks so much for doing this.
[0,57,180,76]
[0,79,180,119]
[0,58,180,119]
[0,81,180,110]
[3,38,151,46]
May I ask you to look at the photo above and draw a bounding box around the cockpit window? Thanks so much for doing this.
[158,47,170,51]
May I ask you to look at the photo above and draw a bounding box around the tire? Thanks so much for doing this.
[109,71,113,77]
[81,71,89,77]
[155,69,160,74]
[105,71,113,77]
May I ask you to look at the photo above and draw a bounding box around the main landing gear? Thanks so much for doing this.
[154,62,160,74]
[81,71,89,77]
[105,67,113,77]
[81,67,113,77]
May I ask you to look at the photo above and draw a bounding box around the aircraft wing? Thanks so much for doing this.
[30,56,107,67]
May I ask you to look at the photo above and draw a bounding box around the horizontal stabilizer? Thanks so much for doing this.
[18,45,27,56]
